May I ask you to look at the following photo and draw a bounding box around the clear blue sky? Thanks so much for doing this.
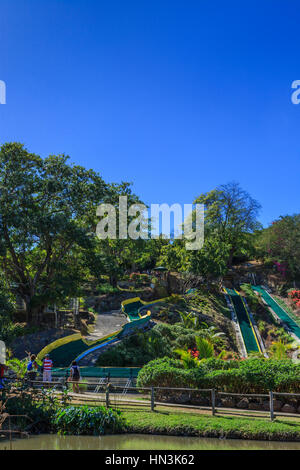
[1,0,300,227]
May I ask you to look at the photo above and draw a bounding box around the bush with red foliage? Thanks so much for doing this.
[288,290,300,309]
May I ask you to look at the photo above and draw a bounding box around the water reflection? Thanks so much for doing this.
[1,434,300,450]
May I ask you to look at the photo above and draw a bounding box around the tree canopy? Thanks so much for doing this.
[257,214,300,281]
[0,142,111,321]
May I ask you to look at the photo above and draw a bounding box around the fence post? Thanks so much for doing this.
[64,370,69,391]
[151,387,155,411]
[106,384,110,408]
[269,390,274,421]
[211,389,216,416]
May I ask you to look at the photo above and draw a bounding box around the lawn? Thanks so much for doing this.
[123,409,300,441]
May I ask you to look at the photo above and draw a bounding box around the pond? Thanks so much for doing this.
[1,434,300,450]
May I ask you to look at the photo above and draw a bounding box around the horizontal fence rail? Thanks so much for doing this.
[3,377,300,422]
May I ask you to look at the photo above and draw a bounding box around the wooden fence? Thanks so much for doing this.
[18,378,300,422]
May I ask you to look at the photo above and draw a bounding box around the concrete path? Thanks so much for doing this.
[86,310,128,341]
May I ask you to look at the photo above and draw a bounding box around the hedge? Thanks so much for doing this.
[137,357,300,393]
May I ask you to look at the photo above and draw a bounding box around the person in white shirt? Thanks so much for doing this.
[42,354,53,382]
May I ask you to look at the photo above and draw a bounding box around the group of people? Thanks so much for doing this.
[27,353,53,383]
[0,353,82,393]
[26,354,82,392]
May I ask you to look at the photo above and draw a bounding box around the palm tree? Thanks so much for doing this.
[269,340,290,359]
[178,311,195,329]
[197,323,225,343]
[174,348,199,369]
[195,337,215,359]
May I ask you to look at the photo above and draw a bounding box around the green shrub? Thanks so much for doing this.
[2,383,71,433]
[97,283,119,294]
[174,333,197,349]
[53,405,125,435]
[96,327,172,367]
[137,357,300,393]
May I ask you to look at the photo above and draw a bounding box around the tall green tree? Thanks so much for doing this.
[257,214,300,281]
[194,182,261,267]
[0,274,15,341]
[85,182,148,286]
[187,182,261,279]
[0,142,111,322]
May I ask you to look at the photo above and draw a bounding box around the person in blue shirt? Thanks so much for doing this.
[27,354,38,384]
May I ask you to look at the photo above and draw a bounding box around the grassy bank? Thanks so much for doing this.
[123,409,300,441]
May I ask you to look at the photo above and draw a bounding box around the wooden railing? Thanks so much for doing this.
[13,377,300,422]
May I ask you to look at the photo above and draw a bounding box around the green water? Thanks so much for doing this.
[1,434,300,450]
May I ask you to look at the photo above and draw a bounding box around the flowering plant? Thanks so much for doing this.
[288,289,300,309]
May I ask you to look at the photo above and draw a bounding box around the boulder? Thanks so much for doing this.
[221,397,235,408]
[248,401,263,411]
[237,398,249,409]
[263,399,282,412]
[175,393,191,404]
[281,403,297,414]
[190,397,209,406]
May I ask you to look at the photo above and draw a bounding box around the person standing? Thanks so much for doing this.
[42,354,53,383]
[27,354,38,384]
[69,361,81,393]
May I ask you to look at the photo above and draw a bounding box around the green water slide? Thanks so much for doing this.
[252,286,300,340]
[37,297,156,367]
[122,300,144,321]
[226,288,261,354]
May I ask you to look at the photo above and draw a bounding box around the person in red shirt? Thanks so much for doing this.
[42,354,53,382]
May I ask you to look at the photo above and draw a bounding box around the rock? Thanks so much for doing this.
[262,399,282,412]
[175,393,191,404]
[248,401,263,411]
[237,398,249,409]
[281,404,296,414]
[262,401,269,411]
[190,397,209,406]
[221,397,235,408]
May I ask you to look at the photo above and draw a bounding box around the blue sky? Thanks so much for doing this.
[0,0,300,227]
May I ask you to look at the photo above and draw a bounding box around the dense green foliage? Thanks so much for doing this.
[96,325,172,367]
[137,357,300,393]
[2,382,71,432]
[53,405,125,435]
[0,143,146,322]
[158,182,262,278]
[257,214,300,281]
[0,277,16,342]
[0,142,112,322]
[96,320,227,367]
[2,381,124,435]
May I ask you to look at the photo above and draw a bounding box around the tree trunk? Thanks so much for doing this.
[22,292,40,325]
[227,247,235,268]
[24,297,33,324]
[109,275,117,288]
